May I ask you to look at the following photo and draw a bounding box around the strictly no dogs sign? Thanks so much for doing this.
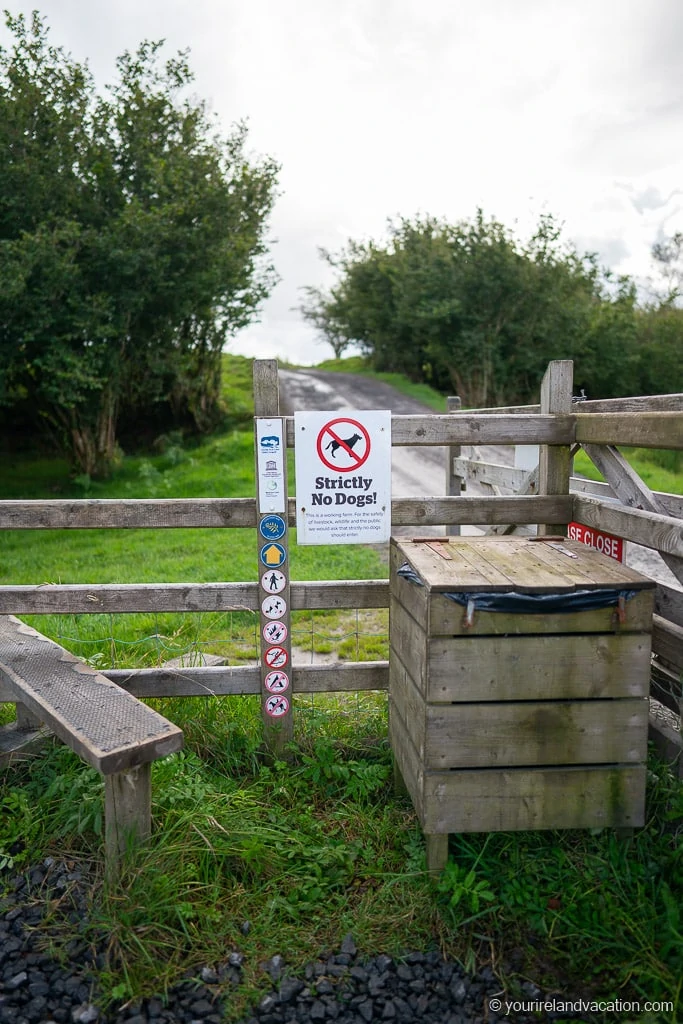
[294,411,392,544]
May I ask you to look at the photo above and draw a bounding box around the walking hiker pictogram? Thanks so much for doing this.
[261,569,286,594]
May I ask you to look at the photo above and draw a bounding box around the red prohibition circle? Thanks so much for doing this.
[316,417,371,473]
[264,645,289,669]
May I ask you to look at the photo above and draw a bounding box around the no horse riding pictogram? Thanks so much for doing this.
[316,417,371,472]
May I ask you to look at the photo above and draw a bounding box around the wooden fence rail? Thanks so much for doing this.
[1,361,681,776]
[447,378,683,776]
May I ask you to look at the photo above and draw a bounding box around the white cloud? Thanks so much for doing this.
[4,0,683,364]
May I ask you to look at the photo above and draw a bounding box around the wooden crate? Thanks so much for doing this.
[389,537,655,872]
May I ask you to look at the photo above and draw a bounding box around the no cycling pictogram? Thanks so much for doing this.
[316,417,371,472]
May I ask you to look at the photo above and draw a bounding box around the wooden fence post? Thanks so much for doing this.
[445,396,462,537]
[253,360,294,756]
[538,361,573,537]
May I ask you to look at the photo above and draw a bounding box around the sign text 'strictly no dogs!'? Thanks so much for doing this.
[295,411,392,544]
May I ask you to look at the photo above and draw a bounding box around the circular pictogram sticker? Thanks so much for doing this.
[264,693,290,716]
[316,417,371,472]
[263,620,288,644]
[260,542,287,568]
[261,595,287,619]
[264,670,290,694]
[259,515,287,541]
[261,569,286,594]
[264,645,289,670]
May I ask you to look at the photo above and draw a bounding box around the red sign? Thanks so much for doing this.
[316,417,371,472]
[567,522,624,562]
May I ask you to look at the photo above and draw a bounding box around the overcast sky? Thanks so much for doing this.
[6,0,683,364]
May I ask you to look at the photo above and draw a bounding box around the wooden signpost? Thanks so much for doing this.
[253,360,293,754]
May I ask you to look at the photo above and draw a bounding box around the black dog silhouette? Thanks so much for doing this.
[325,432,362,458]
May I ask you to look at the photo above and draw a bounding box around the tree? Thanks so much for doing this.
[0,13,278,475]
[301,212,639,406]
[651,231,683,306]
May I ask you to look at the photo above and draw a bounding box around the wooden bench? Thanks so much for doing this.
[0,615,183,874]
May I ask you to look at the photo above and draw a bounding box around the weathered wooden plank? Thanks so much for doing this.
[423,699,648,769]
[466,537,576,591]
[395,536,652,591]
[0,498,257,530]
[652,614,683,674]
[0,582,261,614]
[648,715,683,778]
[425,632,652,702]
[529,536,651,587]
[539,360,573,536]
[393,645,648,766]
[0,721,53,764]
[575,412,683,450]
[102,662,388,698]
[650,662,681,715]
[655,583,683,628]
[388,702,425,820]
[104,764,151,877]
[425,834,449,875]
[569,477,682,515]
[452,459,535,493]
[0,579,390,615]
[390,600,427,694]
[285,414,575,447]
[0,494,577,532]
[292,580,390,610]
[398,495,571,526]
[0,616,183,773]
[582,443,683,587]
[421,765,646,833]
[393,414,576,446]
[467,394,683,415]
[655,493,683,519]
[253,359,280,416]
[389,657,426,758]
[445,396,462,538]
[572,495,683,558]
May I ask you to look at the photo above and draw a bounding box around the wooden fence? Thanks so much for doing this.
[448,362,683,774]
[0,359,681,771]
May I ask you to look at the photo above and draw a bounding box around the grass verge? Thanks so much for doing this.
[3,708,682,1022]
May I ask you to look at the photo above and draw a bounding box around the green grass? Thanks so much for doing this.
[3,709,682,1021]
[312,356,448,412]
[0,354,389,668]
[1,355,682,1020]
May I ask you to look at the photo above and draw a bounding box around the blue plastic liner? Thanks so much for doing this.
[397,562,638,614]
[441,588,638,614]
[397,562,424,586]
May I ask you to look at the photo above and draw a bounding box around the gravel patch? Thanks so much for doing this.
[0,859,590,1024]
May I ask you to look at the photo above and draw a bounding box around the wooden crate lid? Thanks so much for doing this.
[392,536,655,593]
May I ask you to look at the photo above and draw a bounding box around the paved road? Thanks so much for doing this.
[279,368,680,586]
